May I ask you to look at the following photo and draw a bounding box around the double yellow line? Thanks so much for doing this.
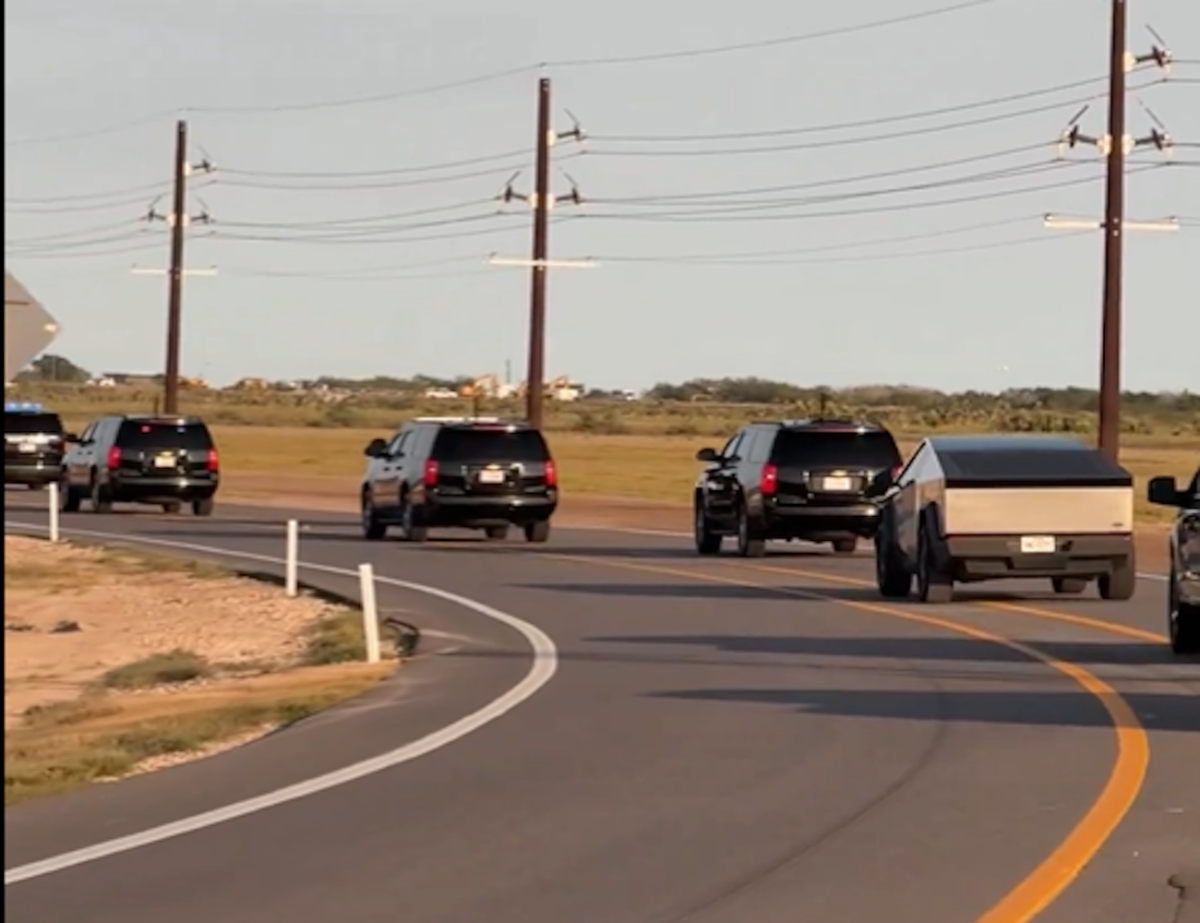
[526,546,1162,923]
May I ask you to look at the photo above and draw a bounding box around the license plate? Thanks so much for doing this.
[18,442,36,453]
[1020,535,1056,554]
[822,476,852,491]
[478,469,505,484]
[153,454,177,469]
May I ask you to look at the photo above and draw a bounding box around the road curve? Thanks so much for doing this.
[4,496,1198,923]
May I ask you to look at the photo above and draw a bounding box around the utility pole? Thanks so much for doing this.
[164,119,189,415]
[1050,4,1174,461]
[492,78,588,430]
[527,78,552,432]
[135,122,216,415]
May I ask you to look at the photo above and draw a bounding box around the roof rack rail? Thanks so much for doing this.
[413,415,508,424]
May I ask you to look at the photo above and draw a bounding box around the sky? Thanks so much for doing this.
[5,0,1199,393]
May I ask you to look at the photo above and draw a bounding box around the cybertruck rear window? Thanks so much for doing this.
[771,429,901,468]
[4,412,64,436]
[117,421,213,451]
[432,428,550,464]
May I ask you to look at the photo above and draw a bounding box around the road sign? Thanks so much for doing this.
[5,271,59,383]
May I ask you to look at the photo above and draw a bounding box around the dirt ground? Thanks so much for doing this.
[3,535,349,728]
[218,472,1175,574]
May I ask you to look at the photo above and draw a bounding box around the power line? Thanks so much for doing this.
[5,180,171,206]
[206,215,577,247]
[218,147,534,179]
[3,219,144,246]
[545,0,1014,67]
[214,198,496,231]
[585,87,1165,158]
[594,74,1117,143]
[590,142,1052,205]
[3,0,1017,145]
[582,164,1164,223]
[212,162,548,193]
[587,161,1084,220]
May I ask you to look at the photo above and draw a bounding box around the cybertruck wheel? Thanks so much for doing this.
[875,535,912,599]
[1052,577,1088,595]
[916,528,953,604]
[1098,553,1136,601]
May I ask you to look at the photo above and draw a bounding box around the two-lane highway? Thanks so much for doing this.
[5,496,1197,922]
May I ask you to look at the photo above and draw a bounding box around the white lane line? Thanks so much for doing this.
[3,520,558,887]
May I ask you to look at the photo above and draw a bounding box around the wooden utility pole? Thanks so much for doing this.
[525,78,552,431]
[163,119,189,415]
[1097,0,1128,461]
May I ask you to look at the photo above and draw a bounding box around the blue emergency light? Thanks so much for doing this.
[4,401,44,414]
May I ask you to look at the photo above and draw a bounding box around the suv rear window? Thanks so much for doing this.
[5,412,64,436]
[771,429,901,468]
[432,427,550,464]
[117,421,214,451]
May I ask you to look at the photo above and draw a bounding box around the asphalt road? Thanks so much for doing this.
[4,494,1198,923]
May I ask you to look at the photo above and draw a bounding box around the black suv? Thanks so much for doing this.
[5,402,71,489]
[60,414,220,515]
[1148,467,1200,655]
[360,417,557,543]
[694,419,903,557]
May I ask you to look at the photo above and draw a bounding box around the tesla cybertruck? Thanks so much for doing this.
[869,435,1136,604]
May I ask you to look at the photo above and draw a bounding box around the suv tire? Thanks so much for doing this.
[60,477,81,513]
[736,503,766,558]
[90,476,113,514]
[485,525,508,541]
[192,498,214,517]
[832,537,857,555]
[694,499,722,555]
[401,497,428,543]
[361,494,386,540]
[525,520,550,544]
[1169,575,1200,655]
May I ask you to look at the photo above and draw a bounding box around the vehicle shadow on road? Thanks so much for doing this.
[644,685,1199,732]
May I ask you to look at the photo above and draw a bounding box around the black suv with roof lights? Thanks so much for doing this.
[360,417,558,543]
[4,402,71,489]
[1148,466,1200,656]
[60,414,220,515]
[693,418,904,557]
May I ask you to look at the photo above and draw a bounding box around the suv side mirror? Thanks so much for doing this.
[1147,475,1182,507]
[64,432,79,443]
[364,438,388,458]
[695,447,721,464]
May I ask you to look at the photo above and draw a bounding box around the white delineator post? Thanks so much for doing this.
[358,563,381,664]
[47,482,60,543]
[284,519,299,597]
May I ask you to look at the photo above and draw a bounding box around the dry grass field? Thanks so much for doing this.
[195,426,1196,525]
[4,536,392,804]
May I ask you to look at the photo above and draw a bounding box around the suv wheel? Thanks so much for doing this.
[694,499,722,555]
[916,527,952,604]
[192,498,214,517]
[736,503,766,558]
[524,520,550,544]
[162,502,182,515]
[485,525,508,541]
[361,495,386,541]
[60,477,81,513]
[832,537,857,555]
[1169,573,1200,655]
[90,476,113,514]
[401,497,428,543]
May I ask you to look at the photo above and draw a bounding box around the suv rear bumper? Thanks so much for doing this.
[5,460,62,486]
[110,474,219,503]
[426,493,555,526]
[764,501,882,538]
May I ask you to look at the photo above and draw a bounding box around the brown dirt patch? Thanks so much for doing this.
[4,535,350,728]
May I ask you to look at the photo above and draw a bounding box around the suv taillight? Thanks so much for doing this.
[106,446,121,470]
[207,448,220,472]
[423,460,439,488]
[544,459,558,488]
[761,463,778,497]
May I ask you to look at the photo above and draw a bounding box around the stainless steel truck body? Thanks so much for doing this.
[871,435,1136,603]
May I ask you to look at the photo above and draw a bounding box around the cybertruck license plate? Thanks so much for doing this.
[478,469,505,484]
[1020,535,1056,554]
[822,476,851,491]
